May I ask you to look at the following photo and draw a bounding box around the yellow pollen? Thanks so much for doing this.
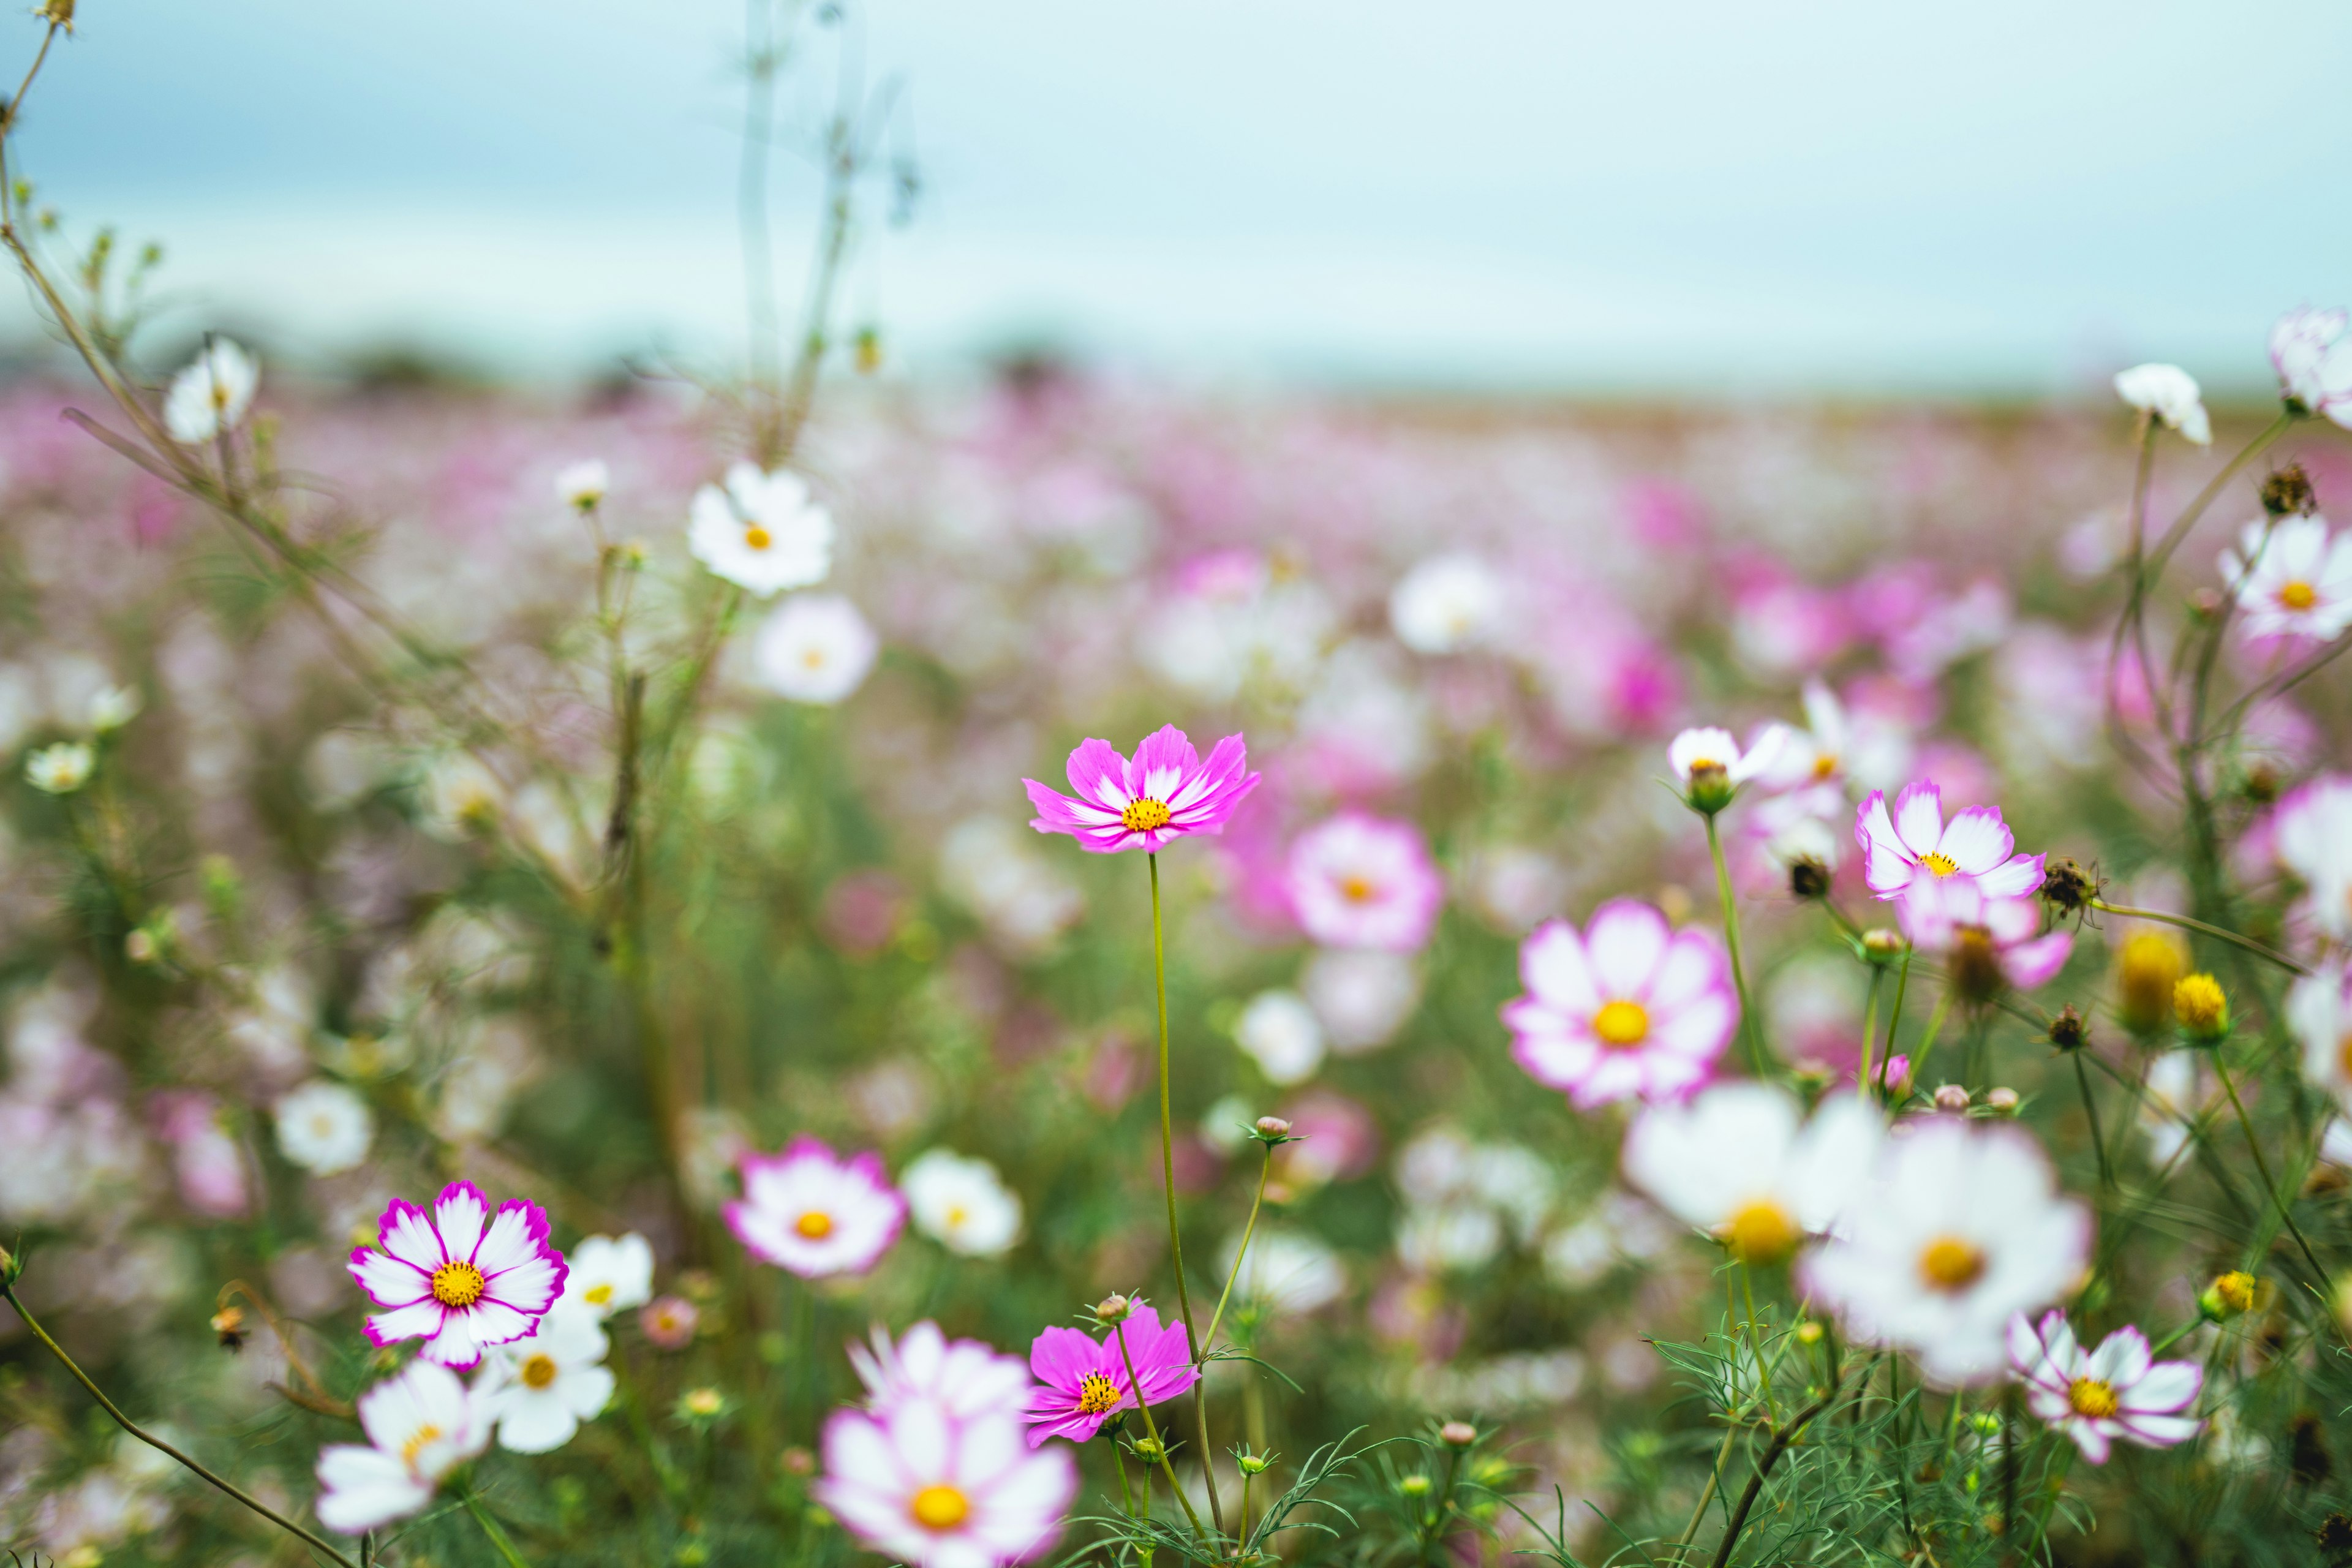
[520,1354,559,1390]
[946,1204,969,1227]
[1920,852,1959,878]
[743,524,773,551]
[1721,1200,1801,1265]
[911,1483,971,1530]
[1592,999,1649,1049]
[802,647,826,668]
[1077,1372,1121,1415]
[401,1423,443,1468]
[1811,753,1837,780]
[1918,1235,1986,1292]
[2280,580,2318,612]
[2067,1378,2119,1419]
[584,1283,614,1305]
[794,1210,834,1240]
[1339,874,1378,903]
[1120,797,1172,834]
[430,1261,486,1308]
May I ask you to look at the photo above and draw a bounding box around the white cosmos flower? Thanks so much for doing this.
[559,1232,655,1319]
[2274,776,2352,941]
[1390,552,1505,654]
[86,684,141,733]
[1233,988,1327,1085]
[25,741,93,794]
[164,338,260,444]
[1396,1200,1503,1274]
[273,1080,373,1175]
[753,593,879,704]
[900,1149,1022,1258]
[1621,1084,1881,1264]
[688,461,833,596]
[2113,363,2211,445]
[2136,1050,2207,1167]
[1799,1118,2091,1387]
[2270,306,2352,425]
[1218,1226,1344,1316]
[2291,959,2352,1113]
[314,1360,491,1533]
[480,1301,615,1454]
[554,459,609,510]
[846,1320,1031,1421]
[1667,725,1788,787]
[1299,947,1422,1054]
[2220,513,2352,643]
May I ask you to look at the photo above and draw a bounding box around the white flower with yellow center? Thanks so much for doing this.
[164,337,260,445]
[1233,988,1327,1085]
[273,1080,373,1175]
[25,741,93,794]
[900,1148,1023,1258]
[559,1232,654,1319]
[2113,362,2211,445]
[479,1301,615,1454]
[314,1360,491,1532]
[1799,1118,2090,1387]
[687,461,833,597]
[1667,725,1788,800]
[753,592,880,704]
[2220,513,2352,643]
[1621,1083,1881,1266]
[1390,552,1506,654]
[554,458,609,511]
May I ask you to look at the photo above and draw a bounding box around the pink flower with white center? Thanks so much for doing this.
[1023,725,1259,854]
[2007,1311,2201,1463]
[725,1137,905,1278]
[817,1398,1076,1568]
[1896,881,2073,1003]
[314,1359,492,1533]
[2270,306,2352,425]
[1023,1302,1199,1447]
[1284,812,1444,952]
[850,1321,1033,1422]
[2220,514,2352,643]
[1501,899,1737,1110]
[347,1181,568,1371]
[1855,781,2043,905]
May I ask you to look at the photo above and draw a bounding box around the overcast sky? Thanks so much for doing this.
[4,0,2345,393]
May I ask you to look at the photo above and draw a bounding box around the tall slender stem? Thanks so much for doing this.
[1879,949,1913,1101]
[1703,813,1766,1079]
[1856,968,1882,1102]
[2212,1054,2326,1280]
[2072,1052,2113,1190]
[1202,1147,1272,1355]
[1114,1319,1207,1540]
[2090,900,2309,977]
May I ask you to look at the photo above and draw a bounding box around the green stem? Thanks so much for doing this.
[2089,900,2309,978]
[2212,1053,2326,1280]
[1703,812,1767,1079]
[1913,989,1954,1078]
[466,1492,535,1568]
[2072,1051,2113,1191]
[1201,1147,1273,1355]
[1856,968,1883,1102]
[2147,1319,2202,1357]
[1114,1318,1208,1541]
[1879,949,1913,1102]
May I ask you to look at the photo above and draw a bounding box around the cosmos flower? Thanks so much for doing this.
[817,1396,1076,1568]
[554,459,609,510]
[1022,725,1259,854]
[1855,782,2043,905]
[479,1300,616,1454]
[347,1181,568,1370]
[1501,899,1737,1109]
[2274,775,2352,941]
[1232,989,1328,1085]
[901,1149,1023,1258]
[1389,552,1506,654]
[2269,306,2352,425]
[847,1321,1033,1421]
[559,1232,655,1319]
[2291,958,2352,1113]
[639,1295,699,1349]
[1800,1118,2091,1386]
[1621,1084,1882,1265]
[1023,1301,1199,1447]
[1284,812,1445,952]
[2220,514,2352,643]
[164,338,260,445]
[1896,881,2073,1003]
[2113,363,2211,445]
[753,593,881,704]
[2008,1311,2201,1463]
[687,461,834,596]
[314,1360,491,1533]
[25,741,94,795]
[1667,725,1789,809]
[273,1080,373,1176]
[725,1137,906,1278]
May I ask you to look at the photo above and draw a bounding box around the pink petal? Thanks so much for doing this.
[2000,931,2073,992]
[1125,725,1200,802]
[1063,739,1133,811]
[1583,899,1668,998]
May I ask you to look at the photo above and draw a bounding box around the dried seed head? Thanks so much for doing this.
[1787,856,1832,900]
[2263,462,2317,518]
[2039,856,2100,916]
[2046,1005,2089,1053]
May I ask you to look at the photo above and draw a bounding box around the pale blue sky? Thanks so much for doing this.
[6,0,2346,391]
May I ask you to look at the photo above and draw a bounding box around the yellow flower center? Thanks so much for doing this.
[1077,1372,1121,1415]
[1592,999,1649,1049]
[795,1210,834,1240]
[1339,873,1378,903]
[1920,852,1959,878]
[521,1354,559,1390]
[1721,1200,1801,1266]
[584,1283,614,1306]
[1811,753,1837,780]
[1918,1235,1986,1292]
[684,1387,723,1415]
[2280,579,2318,612]
[2213,1270,2258,1314]
[431,1261,486,1308]
[743,524,773,551]
[401,1423,443,1468]
[2173,972,2226,1034]
[802,647,826,668]
[1121,797,1172,833]
[910,1483,971,1530]
[946,1204,969,1228]
[2067,1378,2119,1419]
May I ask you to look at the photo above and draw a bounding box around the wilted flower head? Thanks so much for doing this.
[2220,514,2352,643]
[2008,1311,2201,1463]
[346,1180,567,1370]
[1502,899,1737,1109]
[2113,362,2211,445]
[165,337,260,445]
[1023,725,1259,854]
[753,593,881,704]
[688,461,834,595]
[725,1137,906,1278]
[314,1360,491,1532]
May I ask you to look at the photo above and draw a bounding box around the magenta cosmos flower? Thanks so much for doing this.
[1502,899,1735,1109]
[1023,725,1259,854]
[2008,1310,2201,1463]
[1284,812,1444,951]
[1023,1302,1199,1447]
[726,1137,907,1278]
[347,1181,568,1370]
[818,1396,1077,1568]
[1855,781,2043,905]
[1897,881,2073,1001]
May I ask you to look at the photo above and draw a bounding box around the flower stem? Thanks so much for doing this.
[2148,1319,2201,1356]
[2089,900,2309,977]
[1856,968,1883,1104]
[1703,812,1767,1079]
[1202,1146,1273,1355]
[2072,1051,2113,1191]
[0,1280,360,1568]
[466,1492,535,1568]
[2212,1053,2326,1281]
[1879,949,1913,1102]
[1113,1319,1208,1541]
[1913,989,1953,1078]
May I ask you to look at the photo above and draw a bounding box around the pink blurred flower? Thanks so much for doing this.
[1023,725,1260,854]
[2008,1311,2201,1463]
[818,1396,1076,1568]
[1284,813,1444,952]
[1023,1302,1199,1447]
[1276,1090,1382,1184]
[2271,306,2352,425]
[726,1137,906,1279]
[1856,781,2043,905]
[347,1180,568,1371]
[1896,882,2073,999]
[639,1295,699,1349]
[848,1321,1032,1422]
[1502,900,1736,1109]
[151,1090,249,1219]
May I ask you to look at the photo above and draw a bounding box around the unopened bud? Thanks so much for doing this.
[1237,1450,1271,1476]
[1398,1474,1431,1496]
[1932,1083,1971,1114]
[1861,928,1904,965]
[2201,1270,2258,1321]
[1438,1420,1477,1448]
[1250,1115,1294,1146]
[1093,1294,1133,1326]
[125,928,158,964]
[1684,761,1734,816]
[1984,1087,2019,1114]
[2174,973,2228,1041]
[1133,1436,1164,1461]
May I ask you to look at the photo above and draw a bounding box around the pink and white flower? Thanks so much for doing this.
[1667,725,1787,791]
[1502,899,1737,1109]
[1023,725,1260,854]
[314,1360,491,1533]
[1284,813,1445,952]
[2271,306,2352,426]
[1896,881,2073,1000]
[725,1137,906,1278]
[1023,1302,1199,1447]
[347,1181,568,1371]
[849,1321,1032,1421]
[2220,514,2352,643]
[1855,781,2043,905]
[817,1396,1076,1568]
[2007,1311,2201,1463]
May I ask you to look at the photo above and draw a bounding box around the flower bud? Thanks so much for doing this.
[1984,1087,2019,1114]
[1093,1294,1133,1326]
[680,1387,725,1419]
[1439,1420,1477,1448]
[1250,1115,1294,1147]
[2200,1269,2258,1321]
[1398,1474,1431,1496]
[1237,1450,1271,1476]
[2038,856,2098,916]
[2046,1005,2089,1053]
[1683,762,1734,816]
[1932,1083,1971,1113]
[1134,1436,1164,1461]
[2174,973,2228,1041]
[1860,928,1904,965]
[1793,1320,1823,1345]
[125,927,159,965]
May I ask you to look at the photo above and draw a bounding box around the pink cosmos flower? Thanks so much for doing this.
[1501,900,1736,1109]
[2007,1311,2201,1463]
[347,1181,568,1370]
[2271,306,2352,425]
[1023,1302,1200,1447]
[1284,812,1444,951]
[1023,725,1259,854]
[1855,781,2043,905]
[1896,881,2073,1000]
[639,1295,699,1349]
[726,1137,907,1279]
[818,1397,1077,1568]
[850,1321,1033,1422]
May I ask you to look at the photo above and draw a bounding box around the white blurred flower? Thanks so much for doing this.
[480,1301,615,1454]
[2113,363,2211,445]
[2270,306,2352,426]
[938,817,1084,958]
[273,1080,372,1175]
[561,1232,655,1319]
[1667,725,1787,787]
[555,458,609,510]
[86,684,140,733]
[688,462,833,596]
[1200,1093,1257,1155]
[1218,1226,1344,1316]
[1621,1084,1880,1264]
[2220,514,2352,643]
[753,593,879,704]
[1232,989,1326,1085]
[164,338,259,444]
[315,1360,491,1532]
[419,751,504,840]
[901,1148,1023,1257]
[1299,948,1421,1054]
[1396,1200,1502,1273]
[25,741,92,794]
[1466,844,1564,933]
[1390,552,1504,654]
[2291,958,2352,1115]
